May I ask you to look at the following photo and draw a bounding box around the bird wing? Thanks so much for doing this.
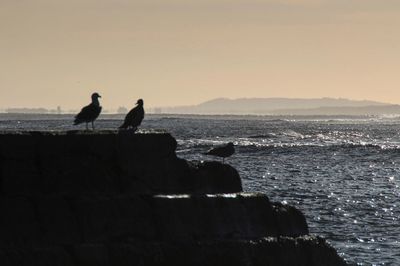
[205,143,234,157]
[123,106,144,127]
[205,145,225,156]
[124,106,138,123]
[74,103,101,124]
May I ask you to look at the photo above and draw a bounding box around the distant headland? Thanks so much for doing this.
[157,97,400,116]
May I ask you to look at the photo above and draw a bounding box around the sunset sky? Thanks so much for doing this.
[1,0,400,110]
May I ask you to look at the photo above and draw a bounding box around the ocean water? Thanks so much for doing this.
[1,113,400,265]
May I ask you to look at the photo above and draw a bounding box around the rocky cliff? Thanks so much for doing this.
[0,131,347,265]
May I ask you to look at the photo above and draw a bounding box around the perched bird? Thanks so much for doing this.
[119,99,145,131]
[204,142,235,163]
[73,92,102,130]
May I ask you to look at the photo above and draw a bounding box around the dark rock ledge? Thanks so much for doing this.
[0,131,347,265]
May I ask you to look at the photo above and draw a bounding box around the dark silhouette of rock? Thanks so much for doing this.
[119,99,144,131]
[74,92,102,130]
[0,131,241,196]
[188,161,242,194]
[0,194,308,245]
[0,237,347,266]
[204,142,235,163]
[0,131,347,266]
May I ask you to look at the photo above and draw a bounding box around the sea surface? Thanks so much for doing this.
[1,113,400,265]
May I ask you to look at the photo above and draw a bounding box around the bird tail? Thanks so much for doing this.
[119,123,128,129]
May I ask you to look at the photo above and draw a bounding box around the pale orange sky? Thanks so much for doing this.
[1,0,400,110]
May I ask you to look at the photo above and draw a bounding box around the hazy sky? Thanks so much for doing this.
[1,0,400,109]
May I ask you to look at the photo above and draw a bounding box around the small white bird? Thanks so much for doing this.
[204,142,235,163]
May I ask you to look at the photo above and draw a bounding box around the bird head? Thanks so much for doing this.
[227,142,234,147]
[136,99,144,106]
[91,92,101,100]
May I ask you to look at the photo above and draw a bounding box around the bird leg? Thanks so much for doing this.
[128,127,137,132]
[92,121,95,130]
[85,123,89,131]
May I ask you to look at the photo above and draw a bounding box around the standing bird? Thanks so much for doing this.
[73,92,102,130]
[119,99,145,131]
[204,142,235,163]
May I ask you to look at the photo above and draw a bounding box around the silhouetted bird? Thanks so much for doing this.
[204,142,235,163]
[119,99,144,131]
[73,92,102,130]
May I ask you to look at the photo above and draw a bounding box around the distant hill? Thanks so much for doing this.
[270,105,400,116]
[160,98,393,115]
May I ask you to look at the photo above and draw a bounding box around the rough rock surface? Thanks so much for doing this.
[0,237,344,266]
[0,131,347,265]
[0,130,242,195]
